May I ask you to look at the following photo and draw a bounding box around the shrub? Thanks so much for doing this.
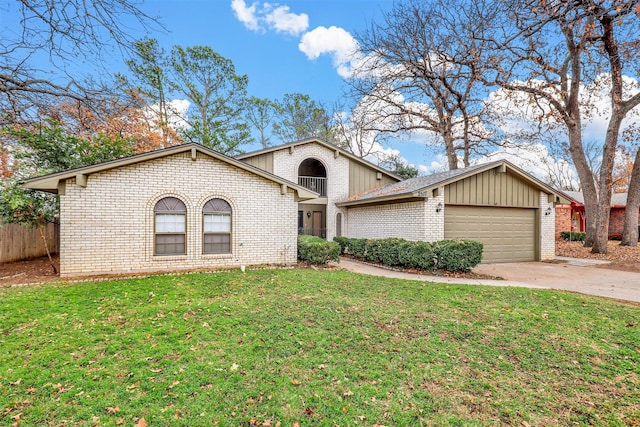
[560,231,586,241]
[378,238,405,266]
[297,235,340,265]
[412,241,435,270]
[346,238,368,259]
[432,239,483,272]
[333,236,349,254]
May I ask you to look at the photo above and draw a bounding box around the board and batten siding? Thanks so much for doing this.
[239,152,274,173]
[444,169,540,208]
[348,161,398,197]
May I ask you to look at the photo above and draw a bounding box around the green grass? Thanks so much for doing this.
[1,269,638,426]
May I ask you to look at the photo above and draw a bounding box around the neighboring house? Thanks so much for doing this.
[24,143,317,277]
[236,138,402,241]
[24,139,569,276]
[555,191,640,239]
[337,161,569,263]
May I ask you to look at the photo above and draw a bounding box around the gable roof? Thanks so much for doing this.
[563,191,629,207]
[23,143,319,201]
[236,137,403,182]
[337,160,571,207]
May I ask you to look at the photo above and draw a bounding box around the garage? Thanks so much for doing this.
[445,205,537,262]
[338,159,568,264]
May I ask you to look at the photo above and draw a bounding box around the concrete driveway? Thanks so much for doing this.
[337,257,640,303]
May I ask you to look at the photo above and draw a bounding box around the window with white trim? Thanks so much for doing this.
[203,198,232,254]
[154,197,187,255]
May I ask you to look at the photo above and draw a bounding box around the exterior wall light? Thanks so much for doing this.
[436,202,443,213]
[545,206,552,216]
[307,211,312,218]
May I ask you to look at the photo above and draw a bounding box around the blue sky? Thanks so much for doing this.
[137,0,438,169]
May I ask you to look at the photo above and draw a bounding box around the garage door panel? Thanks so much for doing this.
[445,206,536,263]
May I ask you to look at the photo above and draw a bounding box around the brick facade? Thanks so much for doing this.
[344,189,445,242]
[272,143,350,241]
[539,191,556,260]
[554,205,573,239]
[59,152,297,276]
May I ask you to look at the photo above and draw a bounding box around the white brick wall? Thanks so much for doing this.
[59,153,298,276]
[272,143,350,241]
[539,191,556,260]
[344,189,445,242]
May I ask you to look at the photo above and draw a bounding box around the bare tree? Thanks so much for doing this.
[621,147,640,246]
[0,0,162,124]
[483,0,640,253]
[350,0,499,169]
[332,101,390,158]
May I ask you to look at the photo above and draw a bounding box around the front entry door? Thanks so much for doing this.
[312,211,322,237]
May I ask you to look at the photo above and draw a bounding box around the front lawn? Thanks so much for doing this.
[1,269,638,426]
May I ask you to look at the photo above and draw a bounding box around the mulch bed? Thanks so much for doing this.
[556,240,640,273]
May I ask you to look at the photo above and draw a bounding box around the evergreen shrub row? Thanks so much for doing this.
[333,236,483,273]
[297,235,341,265]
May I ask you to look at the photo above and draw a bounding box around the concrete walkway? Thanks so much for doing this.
[335,257,640,303]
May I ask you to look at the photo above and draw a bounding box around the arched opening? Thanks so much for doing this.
[298,158,327,196]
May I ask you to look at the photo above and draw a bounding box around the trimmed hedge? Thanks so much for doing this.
[297,235,341,265]
[334,236,483,273]
[560,231,586,241]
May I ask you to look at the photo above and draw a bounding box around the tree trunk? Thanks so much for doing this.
[621,148,640,246]
[591,109,624,254]
[567,123,598,246]
[39,225,58,275]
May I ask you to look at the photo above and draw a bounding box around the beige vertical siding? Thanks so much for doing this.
[444,169,540,207]
[240,152,274,173]
[348,161,398,197]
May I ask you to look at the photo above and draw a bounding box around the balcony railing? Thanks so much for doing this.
[298,227,327,239]
[298,176,327,197]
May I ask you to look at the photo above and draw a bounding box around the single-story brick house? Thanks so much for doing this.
[555,191,640,239]
[24,139,568,275]
[24,143,317,276]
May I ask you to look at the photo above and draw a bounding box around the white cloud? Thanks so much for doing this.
[230,0,260,32]
[230,0,309,36]
[298,26,360,78]
[264,5,309,36]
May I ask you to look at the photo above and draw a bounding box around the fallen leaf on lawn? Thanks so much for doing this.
[291,379,301,386]
[293,422,300,427]
[150,368,163,373]
[107,406,120,414]
[168,380,180,389]
[521,422,531,427]
[92,416,100,425]
[115,419,124,425]
[200,383,213,389]
[343,390,354,397]
[9,379,22,386]
[304,407,315,416]
[230,363,240,371]
[134,418,148,427]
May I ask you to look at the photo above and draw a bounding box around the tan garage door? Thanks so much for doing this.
[445,206,537,263]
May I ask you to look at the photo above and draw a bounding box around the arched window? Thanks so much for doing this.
[154,197,187,255]
[203,198,232,254]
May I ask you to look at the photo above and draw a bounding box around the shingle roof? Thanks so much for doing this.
[564,191,629,206]
[341,162,494,203]
[337,159,571,207]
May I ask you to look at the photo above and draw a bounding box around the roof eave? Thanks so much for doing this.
[336,193,425,207]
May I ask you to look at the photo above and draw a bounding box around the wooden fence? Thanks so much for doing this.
[0,222,59,263]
